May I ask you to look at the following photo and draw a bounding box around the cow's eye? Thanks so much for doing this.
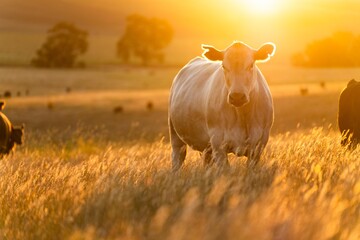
[247,64,254,71]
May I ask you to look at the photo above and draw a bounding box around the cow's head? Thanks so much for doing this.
[11,124,24,145]
[347,79,359,87]
[202,41,275,107]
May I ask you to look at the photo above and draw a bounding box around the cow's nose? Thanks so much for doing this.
[229,92,248,107]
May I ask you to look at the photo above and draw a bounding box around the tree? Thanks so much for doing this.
[32,22,88,68]
[117,14,173,66]
[291,31,360,67]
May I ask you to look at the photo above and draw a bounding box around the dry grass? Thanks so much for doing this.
[0,128,359,240]
[0,66,359,239]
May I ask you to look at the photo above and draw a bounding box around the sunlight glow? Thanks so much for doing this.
[243,0,280,14]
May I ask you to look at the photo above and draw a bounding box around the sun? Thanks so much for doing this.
[244,0,280,14]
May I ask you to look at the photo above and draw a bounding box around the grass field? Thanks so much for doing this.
[0,65,359,239]
[0,65,356,139]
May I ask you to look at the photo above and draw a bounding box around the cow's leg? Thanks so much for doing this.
[210,134,229,168]
[202,145,213,167]
[169,118,187,171]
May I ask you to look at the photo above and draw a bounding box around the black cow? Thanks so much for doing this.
[338,79,360,148]
[0,102,24,157]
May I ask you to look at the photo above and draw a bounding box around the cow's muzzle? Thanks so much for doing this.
[228,92,249,107]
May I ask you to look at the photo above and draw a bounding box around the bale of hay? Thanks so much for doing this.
[47,101,54,110]
[4,91,11,98]
[320,81,326,89]
[300,88,309,96]
[146,101,154,111]
[113,105,124,114]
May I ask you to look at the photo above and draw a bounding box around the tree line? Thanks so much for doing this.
[34,18,359,69]
[32,14,173,68]
[292,32,360,68]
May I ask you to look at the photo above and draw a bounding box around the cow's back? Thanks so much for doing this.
[0,112,12,153]
[169,57,223,151]
[339,82,360,140]
[170,57,221,101]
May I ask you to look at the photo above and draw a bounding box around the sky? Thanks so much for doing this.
[2,0,360,34]
[1,0,360,64]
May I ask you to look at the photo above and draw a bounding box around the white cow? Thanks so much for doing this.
[168,41,276,170]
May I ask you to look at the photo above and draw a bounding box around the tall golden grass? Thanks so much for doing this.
[0,127,359,240]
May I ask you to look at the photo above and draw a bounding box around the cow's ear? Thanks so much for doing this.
[254,42,276,61]
[0,101,5,111]
[202,45,224,61]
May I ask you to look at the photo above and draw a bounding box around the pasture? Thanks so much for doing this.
[0,65,359,239]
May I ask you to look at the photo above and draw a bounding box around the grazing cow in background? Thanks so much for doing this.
[0,102,24,157]
[169,41,276,170]
[338,79,360,148]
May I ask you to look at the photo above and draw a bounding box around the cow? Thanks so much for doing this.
[168,41,276,170]
[0,102,24,157]
[338,79,360,149]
